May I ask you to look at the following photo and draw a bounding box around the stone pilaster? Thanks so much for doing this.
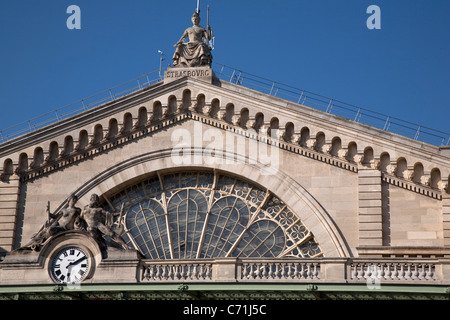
[358,168,383,246]
[443,193,450,247]
[0,175,20,254]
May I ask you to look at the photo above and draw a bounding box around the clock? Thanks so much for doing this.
[50,247,90,284]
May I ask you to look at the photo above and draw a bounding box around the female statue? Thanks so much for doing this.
[173,11,212,68]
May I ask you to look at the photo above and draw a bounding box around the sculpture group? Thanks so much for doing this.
[24,194,131,252]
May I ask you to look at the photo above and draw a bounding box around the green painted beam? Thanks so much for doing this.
[0,282,448,295]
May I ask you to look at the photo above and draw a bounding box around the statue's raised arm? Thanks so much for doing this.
[172,11,212,68]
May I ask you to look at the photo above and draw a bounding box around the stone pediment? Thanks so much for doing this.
[0,73,448,197]
[0,68,450,278]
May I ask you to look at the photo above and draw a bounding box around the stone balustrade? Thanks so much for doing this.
[349,260,437,282]
[142,261,213,281]
[139,258,449,284]
[240,260,320,281]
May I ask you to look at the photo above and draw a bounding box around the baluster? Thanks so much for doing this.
[391,264,398,280]
[242,263,248,279]
[150,265,156,280]
[356,264,363,279]
[371,264,377,280]
[293,263,300,279]
[185,264,189,280]
[277,263,283,279]
[430,265,436,280]
[262,263,268,279]
[159,265,166,280]
[275,263,281,279]
[425,264,432,280]
[312,263,319,279]
[155,265,161,280]
[168,265,174,280]
[418,264,425,280]
[193,264,198,280]
[251,263,257,279]
[250,263,255,279]
[306,264,312,279]
[198,264,203,280]
[424,264,431,280]
[268,263,273,279]
[376,264,383,281]
[297,263,304,279]
[143,266,149,280]
[384,263,391,280]
[350,264,356,279]
[398,264,404,280]
[287,263,294,279]
[298,263,304,279]
[361,264,367,279]
[252,263,258,279]
[143,266,150,280]
[411,264,418,280]
[162,265,168,280]
[259,263,264,279]
[404,264,411,280]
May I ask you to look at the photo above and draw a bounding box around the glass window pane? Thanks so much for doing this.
[109,170,322,259]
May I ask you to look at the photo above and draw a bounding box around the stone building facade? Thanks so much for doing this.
[0,66,449,300]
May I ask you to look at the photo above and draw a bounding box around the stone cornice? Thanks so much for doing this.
[8,109,443,200]
[16,111,358,183]
[382,173,442,200]
[216,79,450,165]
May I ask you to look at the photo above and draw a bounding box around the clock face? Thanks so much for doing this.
[51,247,90,283]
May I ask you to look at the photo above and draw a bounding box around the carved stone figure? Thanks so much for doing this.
[172,12,212,68]
[81,194,131,250]
[24,195,83,250]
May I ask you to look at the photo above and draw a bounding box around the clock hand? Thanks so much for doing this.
[68,256,87,266]
[67,265,72,275]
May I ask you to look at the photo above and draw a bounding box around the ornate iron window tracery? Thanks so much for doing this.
[108,171,323,259]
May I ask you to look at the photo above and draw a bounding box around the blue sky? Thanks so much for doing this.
[0,0,449,144]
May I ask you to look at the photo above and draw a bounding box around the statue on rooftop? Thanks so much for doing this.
[172,11,213,68]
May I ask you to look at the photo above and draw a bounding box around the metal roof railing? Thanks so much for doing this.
[213,62,450,146]
[0,70,163,144]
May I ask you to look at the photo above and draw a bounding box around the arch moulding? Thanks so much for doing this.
[63,147,351,258]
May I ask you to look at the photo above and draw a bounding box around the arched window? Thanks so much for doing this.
[108,171,323,260]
